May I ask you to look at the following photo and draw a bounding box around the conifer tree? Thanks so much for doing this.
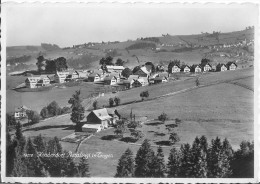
[77,157,90,177]
[190,137,208,177]
[6,132,15,176]
[135,139,155,177]
[167,147,180,177]
[68,90,85,131]
[15,121,26,151]
[179,143,193,177]
[33,134,46,153]
[150,146,166,177]
[115,148,135,177]
[11,148,27,177]
[207,137,232,178]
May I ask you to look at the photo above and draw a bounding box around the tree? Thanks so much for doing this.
[196,77,200,86]
[77,157,90,177]
[179,143,193,177]
[115,148,135,177]
[169,132,180,145]
[114,97,121,106]
[168,59,180,73]
[114,119,127,138]
[46,101,62,116]
[54,57,68,71]
[132,66,141,74]
[40,107,49,119]
[201,58,211,66]
[167,147,180,177]
[158,112,168,122]
[150,146,166,177]
[190,137,208,177]
[33,134,46,153]
[140,90,149,101]
[207,137,232,178]
[92,100,98,110]
[145,61,155,73]
[134,139,155,177]
[121,68,132,78]
[36,55,45,72]
[26,110,40,124]
[131,130,143,140]
[68,90,85,132]
[231,141,254,178]
[115,58,124,66]
[109,98,114,107]
[7,113,16,128]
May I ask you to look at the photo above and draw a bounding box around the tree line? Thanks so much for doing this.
[6,122,90,177]
[36,56,68,73]
[115,137,254,178]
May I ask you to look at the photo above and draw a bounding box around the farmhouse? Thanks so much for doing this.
[103,75,119,85]
[154,76,168,84]
[132,79,142,88]
[14,105,30,119]
[216,63,228,72]
[137,77,149,86]
[54,71,70,83]
[181,65,191,73]
[227,62,237,70]
[172,64,181,73]
[202,63,212,72]
[191,64,202,73]
[106,65,125,72]
[85,108,115,130]
[25,75,51,88]
[133,66,151,77]
[88,73,102,82]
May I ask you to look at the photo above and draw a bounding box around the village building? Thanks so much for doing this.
[181,65,191,73]
[88,73,102,82]
[172,64,181,73]
[191,64,202,73]
[133,65,152,77]
[54,71,70,83]
[154,76,168,84]
[227,62,237,70]
[14,105,30,119]
[106,65,125,72]
[25,75,51,88]
[83,108,116,133]
[202,63,212,72]
[103,75,119,85]
[216,63,228,72]
[131,80,142,88]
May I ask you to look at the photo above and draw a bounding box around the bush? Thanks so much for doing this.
[169,132,180,145]
[140,90,149,101]
[109,98,114,107]
[93,100,98,110]
[114,97,121,106]
[158,112,168,122]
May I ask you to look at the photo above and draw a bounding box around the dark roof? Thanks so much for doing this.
[226,61,237,67]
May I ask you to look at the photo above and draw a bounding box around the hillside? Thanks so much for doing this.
[6,28,254,74]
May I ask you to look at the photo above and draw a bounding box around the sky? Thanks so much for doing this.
[3,2,259,47]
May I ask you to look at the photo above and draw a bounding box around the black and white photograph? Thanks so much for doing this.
[1,1,258,182]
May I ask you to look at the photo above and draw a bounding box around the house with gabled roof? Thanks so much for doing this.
[190,64,202,73]
[154,76,168,84]
[54,71,70,83]
[202,63,212,72]
[226,62,237,70]
[88,73,102,82]
[103,75,119,85]
[181,65,191,73]
[131,79,142,88]
[85,108,113,128]
[172,64,181,73]
[25,75,51,88]
[14,105,30,119]
[216,63,228,72]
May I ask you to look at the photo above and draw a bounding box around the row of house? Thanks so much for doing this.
[171,62,237,73]
[25,70,89,88]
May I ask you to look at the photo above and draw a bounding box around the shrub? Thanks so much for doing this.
[140,90,149,101]
[158,112,168,122]
[92,100,98,110]
[109,98,114,107]
[114,97,121,106]
[169,132,180,145]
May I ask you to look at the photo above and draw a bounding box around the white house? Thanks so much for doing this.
[106,65,125,72]
[181,65,191,73]
[203,63,212,72]
[25,75,51,88]
[54,71,70,83]
[104,76,119,85]
[14,105,30,119]
[172,65,181,73]
[227,62,237,70]
[88,73,102,82]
